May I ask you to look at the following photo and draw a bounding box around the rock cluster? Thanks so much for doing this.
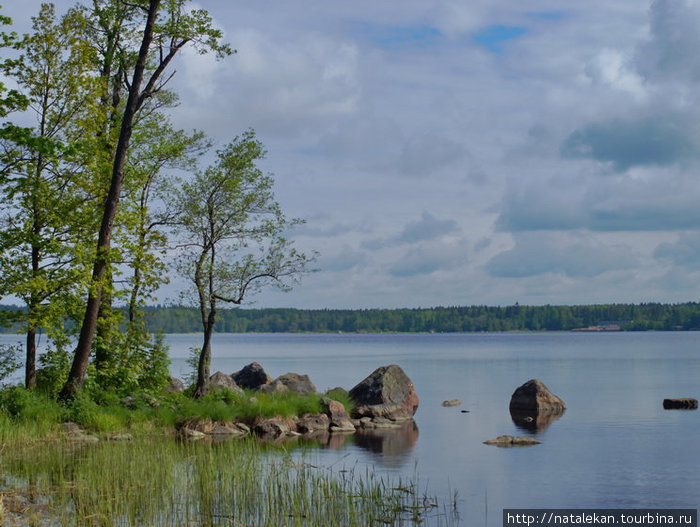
[173,363,419,441]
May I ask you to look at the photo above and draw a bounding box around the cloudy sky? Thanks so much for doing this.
[6,0,700,309]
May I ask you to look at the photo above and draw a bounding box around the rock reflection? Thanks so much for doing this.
[352,421,419,469]
[302,431,355,450]
[510,408,565,434]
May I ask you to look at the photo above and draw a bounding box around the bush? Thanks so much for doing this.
[0,386,66,426]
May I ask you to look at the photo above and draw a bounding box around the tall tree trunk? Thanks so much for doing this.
[94,266,114,374]
[193,306,216,398]
[59,0,161,401]
[25,325,37,389]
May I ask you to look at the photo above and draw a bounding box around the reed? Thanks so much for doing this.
[0,437,457,526]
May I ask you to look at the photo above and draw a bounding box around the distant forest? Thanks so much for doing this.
[4,302,700,334]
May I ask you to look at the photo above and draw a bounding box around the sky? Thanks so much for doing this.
[5,0,700,309]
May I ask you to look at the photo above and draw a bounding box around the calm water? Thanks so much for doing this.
[2,331,699,523]
[167,332,700,523]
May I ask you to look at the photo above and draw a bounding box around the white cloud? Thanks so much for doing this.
[7,0,700,308]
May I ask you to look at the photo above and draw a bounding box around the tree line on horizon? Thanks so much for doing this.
[4,302,699,334]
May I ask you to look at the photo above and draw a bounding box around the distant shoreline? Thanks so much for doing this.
[3,302,700,334]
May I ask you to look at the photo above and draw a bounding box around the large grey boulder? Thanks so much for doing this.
[349,365,419,421]
[232,362,272,390]
[260,373,317,395]
[209,371,244,395]
[509,379,566,413]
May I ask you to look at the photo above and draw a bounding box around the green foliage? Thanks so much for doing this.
[36,345,71,396]
[171,129,312,395]
[0,386,65,423]
[93,326,171,395]
[0,342,22,384]
[67,393,127,432]
[325,387,355,413]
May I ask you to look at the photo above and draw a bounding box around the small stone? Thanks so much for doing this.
[483,435,540,447]
[663,398,698,409]
[68,431,99,443]
[109,433,133,442]
[181,428,205,440]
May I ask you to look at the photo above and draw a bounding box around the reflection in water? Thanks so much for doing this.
[510,408,565,434]
[352,421,419,469]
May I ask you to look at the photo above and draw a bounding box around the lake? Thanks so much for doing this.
[167,332,700,523]
[2,331,699,524]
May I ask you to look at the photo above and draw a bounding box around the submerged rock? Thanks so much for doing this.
[349,365,419,421]
[509,379,566,413]
[483,435,540,447]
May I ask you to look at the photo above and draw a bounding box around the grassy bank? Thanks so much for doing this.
[0,388,456,527]
[0,385,354,440]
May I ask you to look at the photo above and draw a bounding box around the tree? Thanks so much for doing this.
[0,4,95,388]
[173,130,313,397]
[60,0,230,400]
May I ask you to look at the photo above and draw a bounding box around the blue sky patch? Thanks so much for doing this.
[473,25,528,53]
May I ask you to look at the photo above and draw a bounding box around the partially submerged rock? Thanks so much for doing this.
[254,417,297,439]
[321,397,355,432]
[296,414,331,434]
[509,379,566,413]
[178,417,250,440]
[349,365,419,421]
[663,398,698,409]
[232,362,272,390]
[208,423,248,437]
[483,435,541,447]
[442,399,462,407]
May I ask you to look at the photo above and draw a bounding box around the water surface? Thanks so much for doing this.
[168,332,700,522]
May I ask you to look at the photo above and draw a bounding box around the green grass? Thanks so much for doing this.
[0,436,458,526]
[0,386,457,526]
[0,384,354,438]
